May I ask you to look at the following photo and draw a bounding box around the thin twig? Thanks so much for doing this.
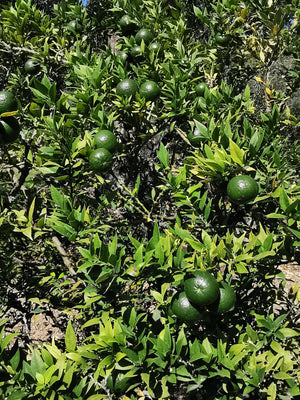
[52,235,76,275]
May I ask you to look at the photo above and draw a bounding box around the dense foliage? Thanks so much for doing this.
[0,0,299,399]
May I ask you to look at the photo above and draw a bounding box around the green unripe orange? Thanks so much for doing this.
[195,82,209,96]
[0,116,20,144]
[119,15,137,34]
[135,28,154,45]
[171,291,203,321]
[93,129,117,152]
[130,45,143,59]
[67,20,83,33]
[88,148,113,172]
[215,282,236,313]
[139,80,160,101]
[116,79,139,97]
[187,127,202,147]
[24,59,40,74]
[0,91,18,115]
[215,33,230,45]
[227,175,258,204]
[184,271,220,306]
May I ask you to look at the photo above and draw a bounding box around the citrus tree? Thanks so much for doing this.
[0,0,299,399]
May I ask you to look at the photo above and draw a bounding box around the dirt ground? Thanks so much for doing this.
[277,262,300,293]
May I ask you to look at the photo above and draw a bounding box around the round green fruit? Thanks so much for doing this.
[0,91,18,115]
[68,20,76,29]
[195,82,209,96]
[149,42,160,52]
[88,148,113,172]
[139,80,160,101]
[215,33,230,45]
[130,45,143,58]
[117,51,128,63]
[119,15,137,34]
[171,292,203,322]
[227,175,258,204]
[0,116,20,144]
[215,282,236,313]
[135,28,154,45]
[24,59,40,74]
[93,129,117,152]
[184,271,220,306]
[67,20,82,32]
[116,78,139,97]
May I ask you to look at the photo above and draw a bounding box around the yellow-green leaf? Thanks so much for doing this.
[267,382,276,400]
[274,371,292,380]
[255,76,265,84]
[229,344,246,356]
[229,139,244,166]
[278,328,299,338]
[28,198,36,224]
[0,110,18,118]
[66,352,81,362]
[65,320,76,352]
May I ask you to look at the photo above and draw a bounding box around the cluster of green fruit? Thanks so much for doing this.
[88,129,118,173]
[170,176,257,323]
[118,15,159,61]
[0,90,20,145]
[131,27,155,58]
[117,16,161,101]
[116,78,160,101]
[119,14,154,44]
[171,270,236,322]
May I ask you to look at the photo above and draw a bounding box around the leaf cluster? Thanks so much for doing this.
[0,0,299,399]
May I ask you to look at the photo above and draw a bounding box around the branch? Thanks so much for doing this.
[52,235,76,275]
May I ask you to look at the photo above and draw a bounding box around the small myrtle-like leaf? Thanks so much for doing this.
[157,142,169,168]
[147,220,160,250]
[151,289,163,304]
[279,188,290,211]
[274,371,292,380]
[65,320,77,352]
[7,392,28,400]
[189,339,202,362]
[229,138,244,166]
[277,328,299,338]
[267,382,276,400]
[50,185,65,209]
[30,349,46,376]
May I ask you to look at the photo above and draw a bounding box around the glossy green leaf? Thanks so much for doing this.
[65,320,77,352]
[277,328,299,338]
[229,138,244,166]
[157,142,169,168]
[7,392,28,400]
